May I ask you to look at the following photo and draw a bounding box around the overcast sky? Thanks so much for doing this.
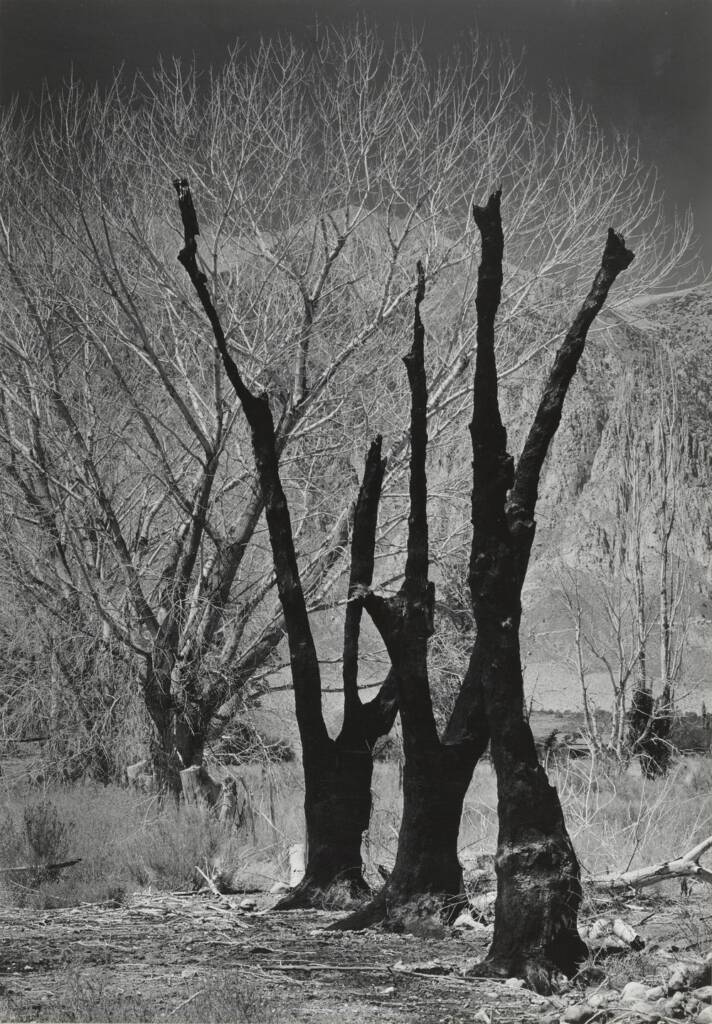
[1,0,710,265]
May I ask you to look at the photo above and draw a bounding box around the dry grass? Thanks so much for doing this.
[0,787,227,908]
[0,968,277,1022]
[555,754,712,878]
[0,761,307,909]
[1,755,711,1023]
[1,754,710,912]
[457,755,712,884]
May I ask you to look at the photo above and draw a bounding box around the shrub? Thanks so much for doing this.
[23,799,70,864]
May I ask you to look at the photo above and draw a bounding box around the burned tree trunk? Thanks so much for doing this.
[338,743,476,931]
[338,197,634,988]
[174,180,397,906]
[472,635,586,988]
[465,192,634,990]
[276,438,398,909]
[376,742,476,919]
[334,266,489,930]
[628,685,673,778]
[283,669,398,907]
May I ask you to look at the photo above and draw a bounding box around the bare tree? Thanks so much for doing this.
[651,359,688,699]
[174,177,401,904]
[0,27,694,793]
[558,568,654,764]
[628,361,688,775]
[328,194,634,994]
[0,34,495,789]
[558,359,689,775]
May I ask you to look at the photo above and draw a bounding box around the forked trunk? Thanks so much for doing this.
[145,662,207,796]
[174,180,399,905]
[279,675,398,908]
[464,194,633,990]
[334,263,488,932]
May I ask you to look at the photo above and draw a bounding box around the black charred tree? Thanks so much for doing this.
[333,264,490,931]
[337,194,634,993]
[173,179,397,907]
[628,685,673,778]
[466,192,634,990]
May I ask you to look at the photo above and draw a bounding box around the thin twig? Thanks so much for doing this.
[168,988,206,1016]
[193,866,231,903]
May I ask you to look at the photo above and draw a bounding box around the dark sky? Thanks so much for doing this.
[1,0,711,265]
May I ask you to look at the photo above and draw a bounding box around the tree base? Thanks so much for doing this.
[273,872,369,912]
[329,892,387,930]
[331,890,468,934]
[464,954,572,995]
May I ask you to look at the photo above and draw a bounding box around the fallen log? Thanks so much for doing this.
[590,835,712,891]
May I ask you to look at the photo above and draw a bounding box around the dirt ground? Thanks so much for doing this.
[0,889,709,1023]
[0,891,526,1023]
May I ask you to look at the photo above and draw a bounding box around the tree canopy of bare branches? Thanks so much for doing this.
[0,26,695,788]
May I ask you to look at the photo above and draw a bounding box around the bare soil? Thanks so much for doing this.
[0,889,709,1023]
[0,892,507,1022]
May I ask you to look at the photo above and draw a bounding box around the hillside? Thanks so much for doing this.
[252,283,712,742]
[516,283,711,713]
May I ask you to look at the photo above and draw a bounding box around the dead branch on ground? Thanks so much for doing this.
[590,835,712,891]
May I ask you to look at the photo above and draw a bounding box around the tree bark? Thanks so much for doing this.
[274,438,398,909]
[466,193,634,990]
[174,180,398,905]
[628,685,673,778]
[335,264,488,929]
[145,684,207,797]
[180,764,222,807]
